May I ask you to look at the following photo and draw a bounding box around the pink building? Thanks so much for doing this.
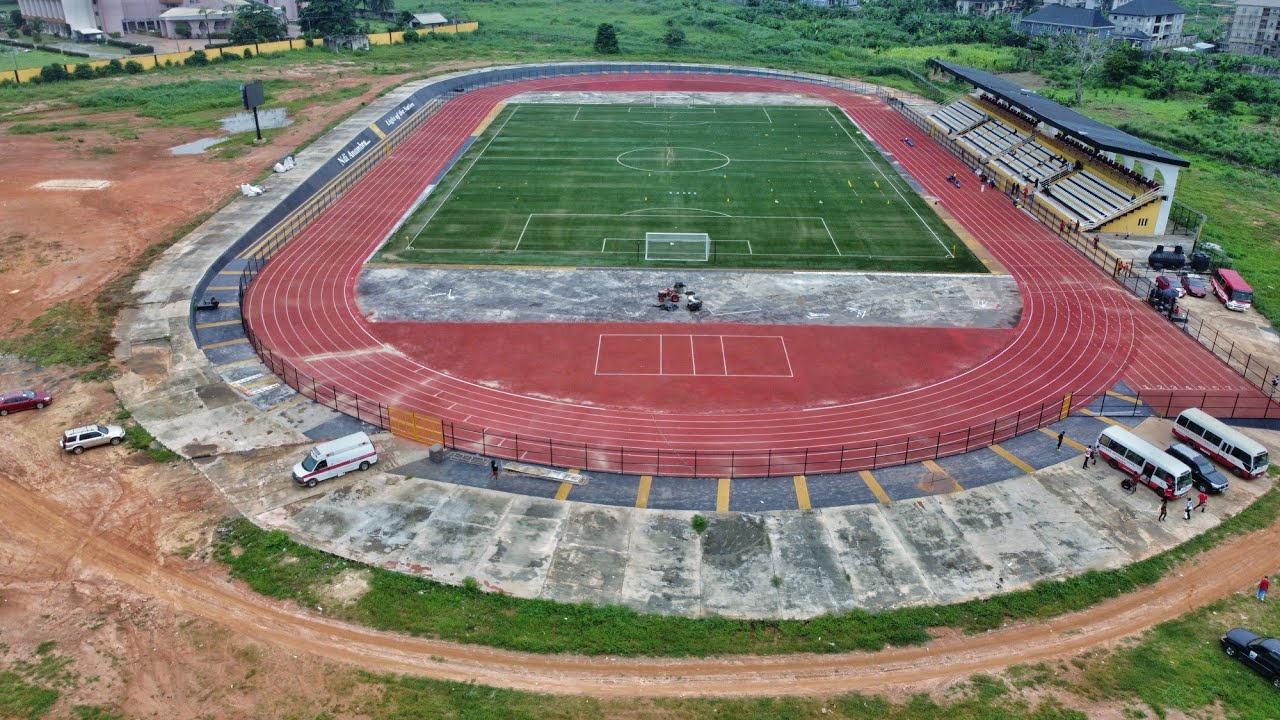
[18,0,297,39]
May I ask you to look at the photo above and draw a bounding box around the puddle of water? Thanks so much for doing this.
[170,137,227,155]
[220,108,292,134]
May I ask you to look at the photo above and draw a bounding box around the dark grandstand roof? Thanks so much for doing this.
[1109,0,1186,17]
[930,60,1189,167]
[1021,5,1114,29]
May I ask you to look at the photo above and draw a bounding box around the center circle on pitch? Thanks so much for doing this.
[617,146,730,174]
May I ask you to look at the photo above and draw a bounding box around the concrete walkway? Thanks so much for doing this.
[114,63,1278,620]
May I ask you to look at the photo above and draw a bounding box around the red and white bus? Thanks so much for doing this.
[1211,268,1254,312]
[1173,408,1270,479]
[1097,426,1195,497]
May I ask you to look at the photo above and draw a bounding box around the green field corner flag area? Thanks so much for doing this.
[379,104,985,273]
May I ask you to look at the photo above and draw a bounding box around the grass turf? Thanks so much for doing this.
[378,103,983,273]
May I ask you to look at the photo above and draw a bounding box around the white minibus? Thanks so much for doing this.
[1173,408,1269,479]
[1096,426,1195,498]
[292,432,378,488]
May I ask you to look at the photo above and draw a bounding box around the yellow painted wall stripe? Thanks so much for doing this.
[793,475,811,510]
[635,475,652,509]
[369,123,387,140]
[859,470,891,504]
[991,444,1035,474]
[923,459,963,492]
[195,319,241,329]
[213,358,260,371]
[236,376,280,392]
[270,393,311,413]
[1106,389,1141,405]
[716,478,730,512]
[1039,427,1088,452]
[205,285,239,291]
[200,338,249,350]
[1078,408,1132,428]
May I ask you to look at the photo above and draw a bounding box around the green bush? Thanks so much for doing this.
[104,58,124,75]
[402,28,419,43]
[38,63,68,82]
[71,63,95,80]
[128,46,153,55]
[242,48,253,58]
[220,50,241,61]
[124,60,143,74]
[183,50,209,66]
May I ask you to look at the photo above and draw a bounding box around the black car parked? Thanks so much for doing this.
[1166,443,1229,494]
[1222,628,1280,689]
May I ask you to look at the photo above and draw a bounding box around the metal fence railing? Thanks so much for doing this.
[218,64,1280,478]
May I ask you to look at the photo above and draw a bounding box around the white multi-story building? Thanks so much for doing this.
[1229,0,1280,56]
[955,0,1019,17]
[1108,0,1187,49]
[18,0,296,39]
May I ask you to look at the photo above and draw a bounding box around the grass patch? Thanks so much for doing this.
[6,120,95,135]
[122,424,180,464]
[0,302,111,367]
[216,485,1279,658]
[0,671,58,719]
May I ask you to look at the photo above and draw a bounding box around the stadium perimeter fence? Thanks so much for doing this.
[219,63,1279,479]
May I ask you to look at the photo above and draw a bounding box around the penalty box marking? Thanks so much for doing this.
[595,334,793,378]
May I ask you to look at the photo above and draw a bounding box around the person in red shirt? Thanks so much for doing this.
[1195,490,1208,513]
[1260,577,1270,602]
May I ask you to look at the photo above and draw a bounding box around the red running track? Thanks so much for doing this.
[243,73,1264,475]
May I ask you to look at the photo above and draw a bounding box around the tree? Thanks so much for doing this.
[362,0,393,15]
[1207,88,1236,114]
[299,0,359,37]
[1100,43,1142,87]
[230,2,285,44]
[1052,32,1111,106]
[27,18,43,43]
[594,23,619,54]
[174,20,191,39]
[663,25,685,49]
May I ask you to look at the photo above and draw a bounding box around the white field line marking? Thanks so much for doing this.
[819,217,841,256]
[762,106,773,125]
[828,106,952,259]
[690,336,698,376]
[780,337,795,378]
[408,104,522,248]
[658,335,663,376]
[513,214,534,252]
[747,239,753,255]
[593,335,791,377]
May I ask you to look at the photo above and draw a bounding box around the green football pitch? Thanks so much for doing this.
[378,104,985,273]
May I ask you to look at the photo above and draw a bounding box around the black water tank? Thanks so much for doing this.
[1148,244,1186,270]
[1190,251,1211,273]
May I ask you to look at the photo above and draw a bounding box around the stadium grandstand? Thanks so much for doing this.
[925,60,1188,235]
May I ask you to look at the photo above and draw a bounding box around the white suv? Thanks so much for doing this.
[60,424,126,454]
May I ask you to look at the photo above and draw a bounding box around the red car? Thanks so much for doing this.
[0,390,53,416]
[1181,273,1209,298]
[1156,274,1186,298]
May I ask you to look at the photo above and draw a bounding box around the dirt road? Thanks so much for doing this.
[2,388,1276,701]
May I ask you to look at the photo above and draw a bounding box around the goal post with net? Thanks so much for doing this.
[644,232,711,262]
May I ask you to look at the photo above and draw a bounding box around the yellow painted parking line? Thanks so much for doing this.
[635,475,652,508]
[923,459,963,492]
[213,358,260,371]
[195,319,241,329]
[1039,427,1089,452]
[199,338,249,350]
[216,270,254,276]
[237,376,281,392]
[270,394,311,413]
[991,444,1035,474]
[205,285,239,291]
[1106,389,1141,405]
[1078,408,1132,428]
[859,470,891,504]
[554,482,573,501]
[793,475,811,510]
[717,478,730,512]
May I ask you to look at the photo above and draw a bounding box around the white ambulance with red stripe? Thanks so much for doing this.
[293,432,378,488]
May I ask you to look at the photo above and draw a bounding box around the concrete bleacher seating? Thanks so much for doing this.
[957,119,1026,159]
[930,98,986,135]
[1040,170,1139,226]
[992,139,1070,186]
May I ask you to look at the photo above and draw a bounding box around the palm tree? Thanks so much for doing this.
[362,0,393,15]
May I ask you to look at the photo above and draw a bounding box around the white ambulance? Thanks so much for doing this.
[292,432,378,488]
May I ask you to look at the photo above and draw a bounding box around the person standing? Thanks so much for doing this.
[1184,497,1193,520]
[1260,576,1270,602]
[490,459,500,480]
[1090,444,1099,466]
[1158,498,1167,522]
[1082,446,1093,468]
[1195,490,1208,513]
[1056,431,1065,451]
